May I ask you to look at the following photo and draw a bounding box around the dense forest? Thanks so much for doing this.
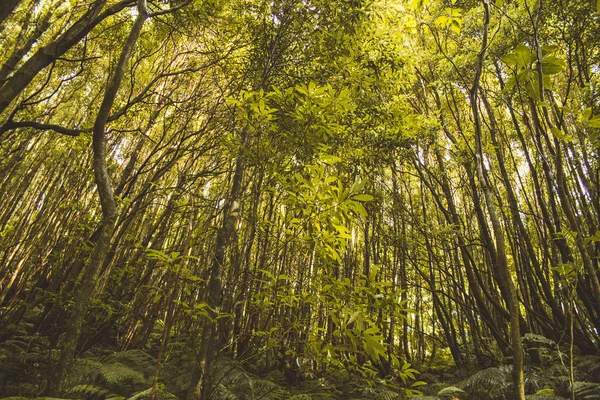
[1,0,600,399]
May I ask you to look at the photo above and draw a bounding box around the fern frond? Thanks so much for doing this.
[354,387,402,400]
[66,383,118,399]
[210,359,255,398]
[126,386,177,400]
[71,358,105,384]
[462,365,512,390]
[575,355,600,381]
[99,362,146,386]
[522,334,555,347]
[212,383,238,400]
[162,369,194,396]
[437,386,466,397]
[250,378,290,399]
[574,381,600,400]
[107,350,156,377]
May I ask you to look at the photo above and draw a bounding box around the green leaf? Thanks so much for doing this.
[350,178,366,194]
[526,81,540,101]
[353,194,374,202]
[551,127,574,142]
[363,326,379,335]
[450,19,461,34]
[535,388,555,395]
[348,310,360,325]
[352,201,368,218]
[541,55,565,74]
[437,386,466,396]
[513,44,532,67]
[333,224,352,239]
[588,115,600,128]
[501,53,519,68]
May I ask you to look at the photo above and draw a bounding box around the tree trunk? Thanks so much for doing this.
[46,0,147,393]
[470,2,524,398]
[186,127,248,400]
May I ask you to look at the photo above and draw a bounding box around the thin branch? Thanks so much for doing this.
[0,120,90,136]
[149,0,191,17]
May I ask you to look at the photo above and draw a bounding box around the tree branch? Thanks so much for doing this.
[0,120,90,136]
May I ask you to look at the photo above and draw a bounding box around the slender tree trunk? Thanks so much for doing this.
[46,0,147,393]
[186,126,248,400]
[470,2,524,398]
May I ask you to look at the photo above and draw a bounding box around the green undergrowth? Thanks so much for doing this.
[2,331,599,400]
[0,346,410,400]
[410,356,600,400]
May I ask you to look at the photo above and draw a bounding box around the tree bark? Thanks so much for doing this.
[470,1,525,398]
[47,0,147,394]
[186,126,248,400]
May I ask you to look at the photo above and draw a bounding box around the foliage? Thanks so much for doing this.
[436,385,465,398]
[1,0,600,398]
[126,386,177,400]
[0,323,51,397]
[66,351,154,397]
[459,365,512,399]
[573,381,600,400]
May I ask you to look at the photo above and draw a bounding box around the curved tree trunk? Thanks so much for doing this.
[47,0,148,394]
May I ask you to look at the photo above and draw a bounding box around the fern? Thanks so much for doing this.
[522,334,555,348]
[524,368,553,393]
[162,368,194,398]
[66,351,153,398]
[462,365,512,389]
[0,328,50,397]
[66,383,121,399]
[209,357,291,399]
[437,386,466,398]
[70,358,105,384]
[160,340,198,397]
[459,365,513,400]
[210,359,255,398]
[575,355,600,381]
[107,350,157,378]
[574,381,600,400]
[126,386,177,400]
[98,362,146,387]
[249,378,290,399]
[352,387,403,400]
[212,384,238,400]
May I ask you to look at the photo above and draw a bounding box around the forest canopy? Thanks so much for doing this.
[0,0,600,399]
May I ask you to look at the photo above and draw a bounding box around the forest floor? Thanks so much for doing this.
[1,342,600,400]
